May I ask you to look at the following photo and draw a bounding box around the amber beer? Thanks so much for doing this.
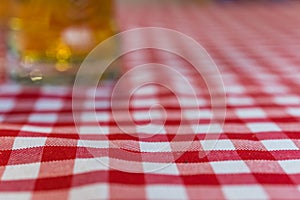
[6,0,118,84]
[0,1,8,29]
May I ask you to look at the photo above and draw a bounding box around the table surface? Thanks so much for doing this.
[1,2,300,200]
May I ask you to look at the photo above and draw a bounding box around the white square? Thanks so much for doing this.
[143,163,179,175]
[210,160,250,174]
[174,83,203,96]
[131,70,155,83]
[235,108,266,119]
[287,108,300,117]
[136,124,166,134]
[80,112,110,122]
[0,85,21,95]
[201,109,213,118]
[247,122,281,133]
[263,85,288,94]
[13,137,47,149]
[21,125,52,133]
[34,98,63,110]
[262,139,298,151]
[225,86,245,94]
[274,96,300,105]
[222,185,268,200]
[133,111,151,121]
[83,100,110,109]
[228,97,254,106]
[179,97,206,107]
[146,185,187,200]
[69,184,108,200]
[134,85,158,95]
[0,192,31,200]
[139,141,171,152]
[28,113,58,123]
[0,98,15,112]
[2,163,40,180]
[87,87,112,98]
[201,140,235,151]
[73,158,108,174]
[133,110,164,121]
[77,140,109,149]
[79,126,109,135]
[132,98,158,108]
[279,160,300,174]
[192,123,223,134]
[94,112,110,121]
[42,86,69,96]
[184,109,212,120]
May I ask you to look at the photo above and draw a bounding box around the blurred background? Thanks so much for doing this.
[0,0,298,84]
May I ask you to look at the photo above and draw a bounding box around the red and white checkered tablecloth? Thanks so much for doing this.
[1,2,300,200]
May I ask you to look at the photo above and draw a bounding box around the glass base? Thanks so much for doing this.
[6,54,121,85]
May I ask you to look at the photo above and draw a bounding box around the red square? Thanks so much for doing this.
[0,150,12,166]
[110,171,145,185]
[41,146,77,162]
[34,175,73,191]
[254,173,294,184]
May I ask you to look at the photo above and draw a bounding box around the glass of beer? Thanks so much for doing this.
[5,0,118,84]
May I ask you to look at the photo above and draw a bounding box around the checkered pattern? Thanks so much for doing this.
[1,2,300,200]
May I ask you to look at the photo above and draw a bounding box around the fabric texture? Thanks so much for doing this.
[1,2,300,200]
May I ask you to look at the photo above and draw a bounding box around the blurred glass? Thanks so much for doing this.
[4,0,119,84]
[0,1,9,29]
